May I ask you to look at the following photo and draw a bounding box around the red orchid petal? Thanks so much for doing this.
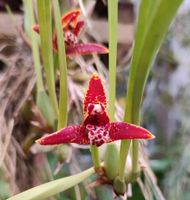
[86,122,155,147]
[61,9,81,29]
[83,74,107,114]
[66,43,109,57]
[73,21,85,36]
[33,24,40,34]
[83,111,110,126]
[107,122,155,141]
[36,125,90,145]
[86,125,112,147]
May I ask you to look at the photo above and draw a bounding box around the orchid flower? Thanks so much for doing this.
[33,9,108,56]
[36,74,155,147]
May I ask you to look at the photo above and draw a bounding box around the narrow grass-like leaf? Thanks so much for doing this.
[23,0,56,127]
[126,0,159,91]
[37,0,58,116]
[105,0,118,181]
[23,0,44,92]
[144,170,165,200]
[36,91,56,127]
[52,0,68,129]
[120,0,183,180]
[108,0,118,121]
[119,0,156,179]
[8,167,95,200]
[124,0,183,124]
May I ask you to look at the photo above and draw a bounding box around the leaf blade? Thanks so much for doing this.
[8,167,95,200]
[52,0,68,129]
[37,0,58,116]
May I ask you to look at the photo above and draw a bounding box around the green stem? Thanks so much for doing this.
[90,145,101,169]
[119,140,131,180]
[132,140,139,173]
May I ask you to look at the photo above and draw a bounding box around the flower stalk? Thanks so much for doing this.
[119,140,131,181]
[132,140,140,175]
[90,145,101,169]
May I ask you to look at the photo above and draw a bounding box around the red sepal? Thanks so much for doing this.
[108,122,155,141]
[66,43,109,57]
[36,125,89,145]
[73,21,85,36]
[61,9,81,29]
[83,74,107,114]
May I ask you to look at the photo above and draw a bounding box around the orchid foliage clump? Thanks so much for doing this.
[8,0,183,199]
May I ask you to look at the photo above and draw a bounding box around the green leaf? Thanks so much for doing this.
[125,0,183,124]
[52,0,68,129]
[37,91,56,127]
[120,0,183,180]
[108,0,118,121]
[23,1,41,87]
[37,0,58,116]
[7,167,95,200]
[23,0,56,128]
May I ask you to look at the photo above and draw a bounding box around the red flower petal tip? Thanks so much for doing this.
[33,24,40,33]
[61,9,81,29]
[107,122,155,141]
[36,138,44,145]
[36,125,89,146]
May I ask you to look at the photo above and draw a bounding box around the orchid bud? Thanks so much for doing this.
[113,176,127,195]
[104,143,119,180]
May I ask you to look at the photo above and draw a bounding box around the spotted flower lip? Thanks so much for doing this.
[36,74,155,147]
[33,9,108,56]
